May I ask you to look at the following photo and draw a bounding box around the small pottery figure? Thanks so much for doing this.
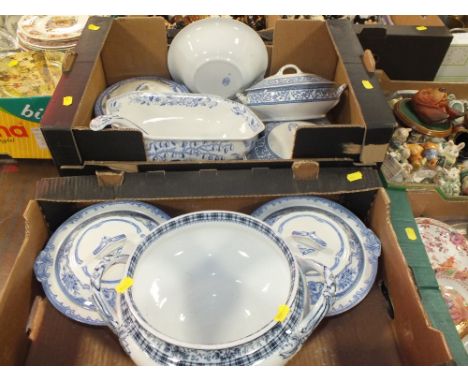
[439,140,466,169]
[407,131,426,144]
[407,143,425,169]
[434,167,461,197]
[389,127,412,149]
[411,88,464,124]
[423,141,440,169]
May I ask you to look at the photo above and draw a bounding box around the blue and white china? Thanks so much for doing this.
[34,201,170,325]
[94,76,190,116]
[167,17,268,98]
[236,64,347,122]
[90,92,265,161]
[91,211,335,365]
[247,121,317,160]
[251,196,381,316]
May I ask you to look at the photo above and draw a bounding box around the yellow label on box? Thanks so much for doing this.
[88,24,101,31]
[347,171,363,182]
[274,305,290,323]
[0,105,51,159]
[62,96,73,106]
[115,277,134,293]
[416,26,428,31]
[361,80,374,90]
[405,227,418,241]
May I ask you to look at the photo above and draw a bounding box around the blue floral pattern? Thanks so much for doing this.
[247,74,334,91]
[244,87,341,106]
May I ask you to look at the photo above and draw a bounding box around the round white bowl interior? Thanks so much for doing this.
[168,17,268,98]
[127,212,296,349]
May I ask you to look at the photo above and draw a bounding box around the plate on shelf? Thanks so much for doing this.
[251,196,381,316]
[34,201,170,325]
[17,15,88,42]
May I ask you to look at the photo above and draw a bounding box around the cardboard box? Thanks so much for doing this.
[0,166,455,365]
[387,188,468,365]
[40,16,396,176]
[435,31,468,82]
[0,96,51,159]
[376,70,468,200]
[353,23,452,81]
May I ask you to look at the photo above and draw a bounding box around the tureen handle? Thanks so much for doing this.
[279,259,335,360]
[89,114,150,136]
[90,252,129,333]
[277,64,303,75]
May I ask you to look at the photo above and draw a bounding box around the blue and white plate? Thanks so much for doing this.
[34,201,170,325]
[251,196,381,316]
[94,76,189,116]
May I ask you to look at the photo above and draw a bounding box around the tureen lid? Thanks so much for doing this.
[245,64,335,92]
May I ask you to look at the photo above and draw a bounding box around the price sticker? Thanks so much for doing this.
[405,227,418,241]
[115,277,134,293]
[362,80,374,90]
[88,24,101,31]
[62,96,73,106]
[347,171,363,182]
[416,26,428,31]
[274,305,290,323]
[8,60,18,67]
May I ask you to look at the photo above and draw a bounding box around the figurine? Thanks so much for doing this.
[407,143,425,169]
[461,160,468,195]
[411,88,464,124]
[434,167,461,197]
[423,141,439,169]
[389,127,412,149]
[439,140,466,169]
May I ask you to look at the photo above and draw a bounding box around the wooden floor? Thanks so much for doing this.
[0,160,57,297]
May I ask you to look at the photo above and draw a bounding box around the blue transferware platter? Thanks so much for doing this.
[251,196,381,316]
[34,201,170,325]
[94,76,190,116]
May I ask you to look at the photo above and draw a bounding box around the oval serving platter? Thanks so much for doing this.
[251,196,381,316]
[34,201,170,325]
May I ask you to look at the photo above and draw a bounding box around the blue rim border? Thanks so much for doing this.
[34,200,171,325]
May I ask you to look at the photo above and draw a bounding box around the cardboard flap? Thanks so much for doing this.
[35,167,382,202]
[102,16,170,83]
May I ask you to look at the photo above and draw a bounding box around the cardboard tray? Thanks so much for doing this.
[352,23,452,81]
[40,16,396,176]
[0,165,454,365]
[387,188,468,365]
[376,71,468,200]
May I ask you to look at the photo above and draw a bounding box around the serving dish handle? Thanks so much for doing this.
[279,259,335,359]
[90,252,129,332]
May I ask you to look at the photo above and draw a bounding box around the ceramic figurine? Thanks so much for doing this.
[434,167,461,197]
[407,143,425,169]
[423,141,440,169]
[411,88,464,125]
[438,140,466,169]
[390,127,412,148]
[407,131,426,144]
[461,160,468,195]
[400,162,414,182]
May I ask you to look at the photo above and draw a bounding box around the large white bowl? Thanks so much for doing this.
[167,17,268,98]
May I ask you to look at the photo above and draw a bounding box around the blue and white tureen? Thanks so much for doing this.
[236,64,347,122]
[91,211,335,365]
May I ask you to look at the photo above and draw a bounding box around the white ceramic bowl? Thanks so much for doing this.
[91,211,335,365]
[167,17,268,98]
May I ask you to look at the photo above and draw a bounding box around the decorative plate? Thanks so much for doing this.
[393,99,452,138]
[251,196,381,316]
[437,276,468,337]
[34,201,170,325]
[416,217,468,280]
[94,76,190,116]
[17,16,88,42]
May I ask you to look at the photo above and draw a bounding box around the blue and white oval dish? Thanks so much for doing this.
[94,76,190,116]
[90,92,265,161]
[33,201,170,326]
